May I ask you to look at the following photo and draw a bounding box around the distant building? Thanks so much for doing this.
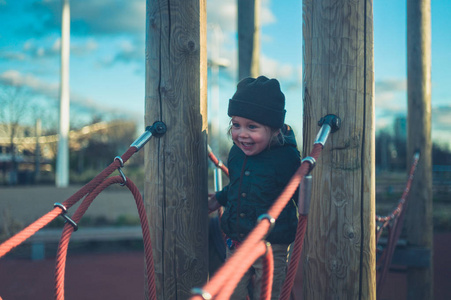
[0,120,136,185]
[394,116,407,141]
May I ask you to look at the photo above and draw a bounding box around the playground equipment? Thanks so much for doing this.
[0,116,424,300]
[0,122,167,300]
[0,0,433,298]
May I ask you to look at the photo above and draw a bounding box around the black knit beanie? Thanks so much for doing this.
[228,76,286,129]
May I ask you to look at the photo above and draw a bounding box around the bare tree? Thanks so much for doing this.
[0,84,31,184]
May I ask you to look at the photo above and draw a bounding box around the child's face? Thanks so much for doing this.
[231,116,276,156]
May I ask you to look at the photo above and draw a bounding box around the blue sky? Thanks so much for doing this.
[1,0,450,147]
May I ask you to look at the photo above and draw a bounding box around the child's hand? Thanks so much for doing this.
[208,193,221,213]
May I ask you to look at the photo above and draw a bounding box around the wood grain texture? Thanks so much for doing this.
[406,0,433,299]
[302,0,375,299]
[238,0,260,80]
[145,1,208,299]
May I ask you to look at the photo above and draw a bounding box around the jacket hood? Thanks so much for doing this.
[276,124,297,148]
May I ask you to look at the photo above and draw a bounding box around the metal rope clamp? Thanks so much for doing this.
[114,156,127,186]
[298,175,313,216]
[302,156,316,175]
[131,121,167,151]
[190,288,212,300]
[257,214,276,240]
[54,203,78,231]
[314,114,341,147]
[264,241,272,256]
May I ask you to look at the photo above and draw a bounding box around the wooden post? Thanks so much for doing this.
[144,1,208,299]
[406,0,433,299]
[302,0,376,299]
[238,0,260,80]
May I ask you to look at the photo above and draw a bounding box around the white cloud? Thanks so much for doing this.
[206,0,276,34]
[0,70,59,104]
[71,38,98,55]
[375,78,407,112]
[96,38,144,68]
[431,105,451,145]
[432,105,451,129]
[30,0,146,36]
[0,70,139,119]
[23,40,34,51]
[51,39,60,51]
[0,51,26,61]
[207,0,237,32]
[260,0,276,26]
[374,82,451,144]
[260,54,300,83]
[376,78,406,92]
[19,37,97,59]
[21,38,59,59]
[71,0,145,35]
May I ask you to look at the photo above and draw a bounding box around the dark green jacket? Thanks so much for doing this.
[216,125,301,244]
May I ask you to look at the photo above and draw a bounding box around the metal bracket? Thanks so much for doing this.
[314,114,341,147]
[298,175,313,215]
[414,150,421,160]
[149,121,167,137]
[301,156,316,175]
[54,203,78,231]
[130,121,167,151]
[114,156,127,186]
[257,214,276,239]
[190,288,212,300]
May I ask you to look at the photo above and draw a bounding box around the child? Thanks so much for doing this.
[208,76,301,300]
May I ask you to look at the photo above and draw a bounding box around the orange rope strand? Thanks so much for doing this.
[215,241,267,300]
[260,244,274,300]
[53,175,156,300]
[278,215,308,300]
[208,147,229,176]
[0,147,136,259]
[375,152,420,295]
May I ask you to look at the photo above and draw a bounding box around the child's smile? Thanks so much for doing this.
[231,116,275,156]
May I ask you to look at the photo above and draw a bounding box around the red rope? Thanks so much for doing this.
[2,140,326,300]
[0,147,136,259]
[375,152,420,297]
[208,147,229,176]
[127,177,157,300]
[215,241,268,300]
[0,146,157,299]
[53,175,156,300]
[375,152,420,237]
[0,208,62,259]
[278,215,308,300]
[260,244,274,300]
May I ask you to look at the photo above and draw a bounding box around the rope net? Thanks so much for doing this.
[0,146,157,300]
[206,149,421,299]
[0,135,420,300]
[0,147,136,259]
[0,137,329,300]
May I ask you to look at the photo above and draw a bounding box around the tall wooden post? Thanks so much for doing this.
[406,0,433,299]
[238,0,260,80]
[302,1,375,299]
[145,1,208,299]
